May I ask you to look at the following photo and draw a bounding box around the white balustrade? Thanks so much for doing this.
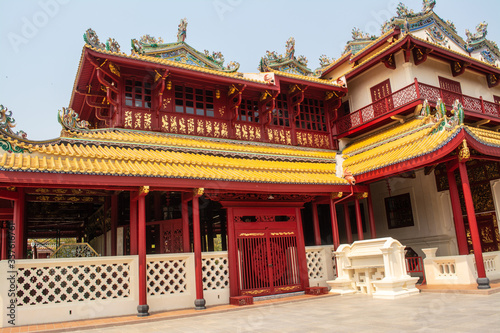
[305,245,336,287]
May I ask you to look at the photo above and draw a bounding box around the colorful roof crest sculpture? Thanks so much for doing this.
[466,22,488,44]
[130,18,240,73]
[58,107,90,131]
[342,28,377,55]
[0,105,27,139]
[83,28,120,53]
[431,98,464,133]
[259,37,313,76]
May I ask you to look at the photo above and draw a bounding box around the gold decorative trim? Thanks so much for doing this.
[459,139,470,162]
[139,186,150,195]
[330,192,342,199]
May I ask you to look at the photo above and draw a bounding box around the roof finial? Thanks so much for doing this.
[177,18,188,42]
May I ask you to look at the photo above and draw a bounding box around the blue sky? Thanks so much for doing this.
[1,0,499,140]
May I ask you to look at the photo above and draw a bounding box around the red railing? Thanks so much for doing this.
[405,256,426,284]
[336,80,500,135]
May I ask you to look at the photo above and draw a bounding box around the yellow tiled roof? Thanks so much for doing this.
[269,69,343,87]
[342,120,459,175]
[0,129,347,185]
[466,126,500,146]
[342,117,430,157]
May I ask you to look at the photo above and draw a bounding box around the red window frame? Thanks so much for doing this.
[296,98,326,132]
[370,79,392,102]
[174,84,215,117]
[271,94,290,127]
[238,99,260,123]
[124,78,152,109]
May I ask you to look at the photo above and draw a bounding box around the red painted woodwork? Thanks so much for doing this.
[405,257,426,284]
[367,191,377,239]
[111,194,118,256]
[494,95,500,105]
[466,213,500,253]
[1,222,7,260]
[181,194,191,253]
[137,194,148,312]
[159,219,183,253]
[130,195,138,255]
[312,203,321,246]
[439,77,462,106]
[446,165,469,255]
[305,286,329,295]
[336,80,500,137]
[192,197,205,307]
[370,79,392,103]
[344,203,353,244]
[458,162,487,281]
[13,188,25,259]
[229,295,253,306]
[354,198,364,241]
[232,206,305,296]
[226,207,239,297]
[329,199,340,249]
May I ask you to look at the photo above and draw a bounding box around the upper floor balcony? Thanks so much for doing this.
[335,79,500,138]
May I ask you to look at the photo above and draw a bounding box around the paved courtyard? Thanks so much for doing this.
[69,292,500,333]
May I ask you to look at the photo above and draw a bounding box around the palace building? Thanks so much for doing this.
[1,0,500,327]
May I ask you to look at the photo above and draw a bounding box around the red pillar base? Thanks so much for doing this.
[230,295,254,306]
[194,298,206,310]
[137,304,149,317]
[305,286,329,295]
[477,277,491,289]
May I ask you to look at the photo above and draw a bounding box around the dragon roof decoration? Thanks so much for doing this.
[130,18,240,73]
[0,105,27,139]
[258,37,314,77]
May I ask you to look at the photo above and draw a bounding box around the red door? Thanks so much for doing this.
[370,79,393,117]
[439,77,463,106]
[233,208,305,296]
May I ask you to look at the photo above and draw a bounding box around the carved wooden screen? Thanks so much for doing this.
[370,79,393,116]
[439,77,463,105]
[233,207,303,296]
[160,219,183,253]
[494,95,500,105]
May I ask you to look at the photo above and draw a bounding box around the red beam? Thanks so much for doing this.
[446,163,468,255]
[192,196,206,309]
[137,193,149,316]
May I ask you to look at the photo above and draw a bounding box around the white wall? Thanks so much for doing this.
[369,169,458,257]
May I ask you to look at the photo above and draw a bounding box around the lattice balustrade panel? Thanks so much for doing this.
[419,84,441,101]
[392,85,418,109]
[202,256,229,290]
[306,249,325,280]
[360,105,375,122]
[331,249,337,275]
[147,258,187,295]
[483,101,499,116]
[17,263,131,306]
[350,112,362,128]
[462,96,482,113]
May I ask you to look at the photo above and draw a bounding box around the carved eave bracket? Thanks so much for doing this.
[486,73,499,88]
[412,46,432,66]
[289,84,308,120]
[451,60,470,77]
[260,90,280,127]
[228,84,247,122]
[401,39,413,63]
[381,53,396,69]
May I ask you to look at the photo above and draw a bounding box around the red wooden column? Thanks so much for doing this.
[312,203,321,246]
[1,221,7,260]
[130,195,138,255]
[192,189,206,309]
[446,165,468,255]
[329,199,340,249]
[344,203,353,244]
[136,186,150,316]
[181,193,191,253]
[355,197,364,241]
[458,162,490,289]
[295,207,310,289]
[13,188,25,259]
[367,191,377,239]
[111,194,119,256]
[226,207,239,297]
[103,198,109,256]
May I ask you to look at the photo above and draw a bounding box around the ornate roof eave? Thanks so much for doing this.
[140,41,241,73]
[82,45,274,87]
[340,34,500,81]
[319,52,352,78]
[349,27,401,64]
[268,69,346,91]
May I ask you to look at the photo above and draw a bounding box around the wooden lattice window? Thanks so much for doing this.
[494,95,500,104]
[271,94,290,127]
[238,99,260,123]
[439,77,462,94]
[125,78,152,108]
[385,193,415,229]
[296,98,326,132]
[174,85,215,117]
[370,79,392,102]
